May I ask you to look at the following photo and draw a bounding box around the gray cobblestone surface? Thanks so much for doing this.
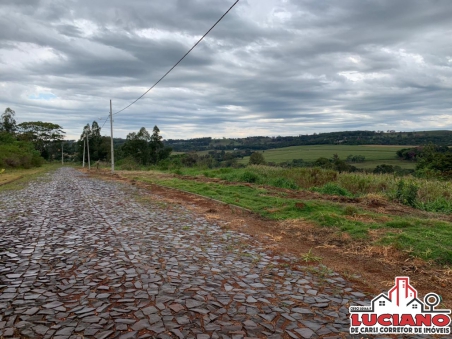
[0,168,436,338]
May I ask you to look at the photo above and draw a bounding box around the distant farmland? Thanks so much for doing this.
[238,144,416,169]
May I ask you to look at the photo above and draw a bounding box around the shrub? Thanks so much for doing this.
[405,184,418,207]
[416,198,452,213]
[31,154,43,167]
[395,180,418,208]
[314,157,332,169]
[0,141,43,169]
[270,177,299,189]
[346,155,366,163]
[312,183,352,197]
[20,155,32,169]
[373,164,395,174]
[172,169,183,175]
[117,156,140,171]
[249,152,266,165]
[240,171,260,183]
[156,159,171,171]
[3,157,20,167]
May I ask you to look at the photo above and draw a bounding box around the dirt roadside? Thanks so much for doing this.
[83,169,452,310]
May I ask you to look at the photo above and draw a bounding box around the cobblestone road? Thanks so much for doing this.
[0,168,418,339]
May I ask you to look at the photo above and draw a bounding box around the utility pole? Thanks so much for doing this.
[110,100,114,173]
[82,137,85,168]
[86,131,91,170]
[61,142,64,165]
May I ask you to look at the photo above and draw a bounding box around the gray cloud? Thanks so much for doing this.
[1,0,452,140]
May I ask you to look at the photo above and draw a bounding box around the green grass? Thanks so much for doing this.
[177,144,416,169]
[237,144,416,169]
[129,173,452,265]
[311,183,352,197]
[300,248,323,262]
[379,218,452,264]
[163,165,452,213]
[136,176,343,221]
[0,163,64,192]
[353,159,415,169]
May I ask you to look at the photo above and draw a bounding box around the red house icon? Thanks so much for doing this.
[388,276,417,307]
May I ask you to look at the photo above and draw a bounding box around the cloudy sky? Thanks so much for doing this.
[1,0,452,140]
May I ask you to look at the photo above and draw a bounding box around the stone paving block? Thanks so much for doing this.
[0,168,398,338]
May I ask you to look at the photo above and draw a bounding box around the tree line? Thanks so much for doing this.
[0,108,65,168]
[165,130,452,152]
[397,145,452,179]
[76,123,172,167]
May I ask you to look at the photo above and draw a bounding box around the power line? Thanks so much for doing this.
[91,1,239,141]
[112,0,240,116]
[100,116,110,130]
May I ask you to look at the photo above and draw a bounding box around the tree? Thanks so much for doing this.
[76,123,91,163]
[249,152,266,165]
[314,157,332,169]
[122,127,151,165]
[346,154,366,163]
[17,121,65,159]
[1,108,17,133]
[121,126,172,166]
[91,121,101,138]
[181,152,199,167]
[77,122,107,163]
[373,164,395,174]
[415,143,452,179]
[0,138,43,168]
[89,121,106,161]
[149,125,172,164]
[149,125,163,164]
[137,127,151,142]
[332,154,351,173]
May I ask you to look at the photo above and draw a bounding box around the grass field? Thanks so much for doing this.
[122,169,452,265]
[166,165,452,212]
[238,145,416,169]
[0,163,64,192]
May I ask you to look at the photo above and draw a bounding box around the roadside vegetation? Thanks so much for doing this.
[0,107,66,169]
[21,113,446,267]
[117,170,452,265]
[75,123,172,168]
[0,107,69,191]
[106,142,452,266]
[0,131,43,169]
[157,165,452,213]
[3,107,451,294]
[0,163,64,192]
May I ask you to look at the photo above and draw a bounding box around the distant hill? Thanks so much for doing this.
[163,130,452,152]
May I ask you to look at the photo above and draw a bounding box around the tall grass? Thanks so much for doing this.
[166,165,452,213]
[250,166,452,209]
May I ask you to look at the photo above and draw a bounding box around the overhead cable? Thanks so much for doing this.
[112,0,240,116]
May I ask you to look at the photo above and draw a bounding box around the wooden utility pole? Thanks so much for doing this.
[110,100,114,173]
[86,132,91,170]
[82,137,85,168]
